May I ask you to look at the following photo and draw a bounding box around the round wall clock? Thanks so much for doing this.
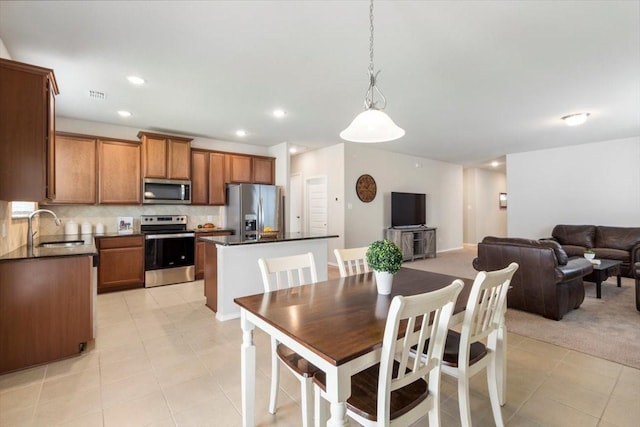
[356,174,377,203]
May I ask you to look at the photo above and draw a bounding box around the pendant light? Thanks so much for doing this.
[340,0,405,143]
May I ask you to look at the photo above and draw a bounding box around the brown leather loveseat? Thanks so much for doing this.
[473,236,593,320]
[635,262,640,311]
[548,224,640,277]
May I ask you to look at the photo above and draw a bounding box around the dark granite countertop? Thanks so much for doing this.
[200,232,339,246]
[0,234,98,262]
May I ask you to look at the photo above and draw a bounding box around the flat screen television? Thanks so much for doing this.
[391,192,426,228]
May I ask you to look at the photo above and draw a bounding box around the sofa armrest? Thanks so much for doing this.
[556,258,593,282]
[631,243,640,270]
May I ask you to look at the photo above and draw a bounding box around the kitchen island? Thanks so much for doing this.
[200,233,338,321]
[0,235,97,374]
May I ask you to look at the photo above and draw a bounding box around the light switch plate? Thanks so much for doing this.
[1,223,6,238]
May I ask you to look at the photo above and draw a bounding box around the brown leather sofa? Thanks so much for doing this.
[635,262,640,311]
[473,236,593,320]
[548,224,640,277]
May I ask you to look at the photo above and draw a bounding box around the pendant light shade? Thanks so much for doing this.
[340,108,405,143]
[340,0,405,143]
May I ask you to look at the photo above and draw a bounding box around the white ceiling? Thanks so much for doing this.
[1,1,638,170]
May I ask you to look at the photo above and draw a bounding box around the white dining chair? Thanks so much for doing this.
[420,262,518,427]
[334,247,370,277]
[313,280,464,427]
[258,252,319,427]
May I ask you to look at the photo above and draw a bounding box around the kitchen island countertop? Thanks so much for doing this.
[200,232,339,246]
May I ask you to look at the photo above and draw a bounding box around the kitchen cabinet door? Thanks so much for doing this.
[96,235,144,292]
[225,154,252,183]
[252,156,275,184]
[168,139,191,179]
[191,150,226,205]
[191,150,209,205]
[208,152,226,204]
[98,139,141,204]
[141,135,167,178]
[139,132,192,179]
[48,133,97,204]
[0,58,59,202]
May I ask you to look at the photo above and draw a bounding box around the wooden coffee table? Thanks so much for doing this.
[583,259,622,298]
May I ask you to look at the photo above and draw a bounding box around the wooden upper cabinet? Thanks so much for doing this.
[0,58,59,202]
[138,131,192,179]
[225,154,253,183]
[224,153,275,185]
[208,152,226,204]
[98,139,141,204]
[252,157,275,184]
[191,149,226,205]
[49,133,97,204]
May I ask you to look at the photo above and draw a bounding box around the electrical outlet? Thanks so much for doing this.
[207,215,213,222]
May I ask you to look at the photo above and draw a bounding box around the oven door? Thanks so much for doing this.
[144,232,195,287]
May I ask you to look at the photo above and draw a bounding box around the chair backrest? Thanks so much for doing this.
[334,247,370,277]
[460,262,519,354]
[258,252,318,292]
[377,280,464,424]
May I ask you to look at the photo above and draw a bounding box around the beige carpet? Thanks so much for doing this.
[404,247,640,369]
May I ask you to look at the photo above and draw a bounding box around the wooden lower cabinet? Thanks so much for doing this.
[204,241,218,311]
[96,235,144,292]
[196,230,232,280]
[0,255,93,374]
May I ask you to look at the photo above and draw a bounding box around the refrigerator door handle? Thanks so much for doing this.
[258,198,263,231]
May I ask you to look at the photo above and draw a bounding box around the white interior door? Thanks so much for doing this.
[289,173,302,233]
[305,177,327,234]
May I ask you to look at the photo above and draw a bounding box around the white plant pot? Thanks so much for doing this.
[374,271,394,295]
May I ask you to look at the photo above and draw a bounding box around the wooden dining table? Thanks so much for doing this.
[234,267,478,427]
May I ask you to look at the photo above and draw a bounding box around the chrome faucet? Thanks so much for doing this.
[27,209,62,248]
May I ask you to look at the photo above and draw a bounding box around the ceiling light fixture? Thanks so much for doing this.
[127,75,146,85]
[235,129,247,137]
[561,112,590,126]
[273,109,287,118]
[117,110,132,118]
[491,161,499,168]
[340,0,405,143]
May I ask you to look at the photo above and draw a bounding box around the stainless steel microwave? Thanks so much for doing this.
[142,178,191,204]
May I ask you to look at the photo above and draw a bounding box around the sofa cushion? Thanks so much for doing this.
[561,245,588,258]
[594,248,630,262]
[596,226,640,251]
[481,236,569,265]
[552,225,596,248]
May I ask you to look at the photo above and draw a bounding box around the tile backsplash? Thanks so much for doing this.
[40,205,225,236]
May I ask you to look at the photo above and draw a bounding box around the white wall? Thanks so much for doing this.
[344,144,463,252]
[290,144,345,260]
[463,168,507,244]
[507,136,640,238]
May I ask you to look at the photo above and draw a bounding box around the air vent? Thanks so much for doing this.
[88,90,107,100]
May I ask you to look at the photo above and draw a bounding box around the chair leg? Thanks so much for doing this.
[457,375,473,427]
[300,377,314,427]
[314,385,327,427]
[269,339,280,414]
[496,324,507,405]
[487,360,505,427]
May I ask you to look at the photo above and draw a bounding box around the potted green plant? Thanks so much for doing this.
[584,248,596,260]
[366,239,403,294]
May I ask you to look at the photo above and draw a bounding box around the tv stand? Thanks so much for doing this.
[385,227,436,261]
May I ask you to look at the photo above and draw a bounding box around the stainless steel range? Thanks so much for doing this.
[141,215,195,287]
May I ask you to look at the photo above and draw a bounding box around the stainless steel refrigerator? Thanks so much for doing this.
[226,184,283,240]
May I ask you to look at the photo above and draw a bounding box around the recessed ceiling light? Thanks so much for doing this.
[491,161,499,168]
[127,75,146,85]
[235,129,247,137]
[117,110,132,118]
[289,147,297,154]
[561,112,590,126]
[273,109,287,118]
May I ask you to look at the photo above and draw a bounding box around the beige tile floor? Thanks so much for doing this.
[1,276,639,427]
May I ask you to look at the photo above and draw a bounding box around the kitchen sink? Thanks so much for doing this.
[38,240,85,248]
